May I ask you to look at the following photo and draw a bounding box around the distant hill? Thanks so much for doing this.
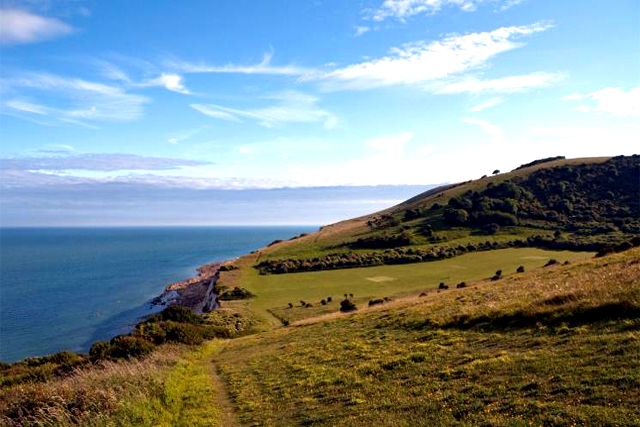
[256,156,639,274]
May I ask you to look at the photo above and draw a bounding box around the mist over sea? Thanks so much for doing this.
[0,226,316,362]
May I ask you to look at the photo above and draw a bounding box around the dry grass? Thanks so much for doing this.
[215,248,640,426]
[0,345,184,426]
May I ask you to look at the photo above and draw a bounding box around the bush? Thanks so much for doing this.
[327,297,332,302]
[107,336,155,360]
[456,282,467,288]
[288,303,293,308]
[545,259,559,267]
[439,283,448,290]
[517,265,525,273]
[89,340,112,361]
[340,299,357,312]
[163,322,208,345]
[219,287,254,300]
[368,299,384,307]
[483,223,501,235]
[146,305,203,325]
[321,299,327,305]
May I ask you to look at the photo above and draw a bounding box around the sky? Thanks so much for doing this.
[0,0,638,226]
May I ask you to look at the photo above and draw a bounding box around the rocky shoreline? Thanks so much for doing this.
[151,261,227,314]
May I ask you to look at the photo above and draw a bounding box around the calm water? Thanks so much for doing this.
[0,226,316,362]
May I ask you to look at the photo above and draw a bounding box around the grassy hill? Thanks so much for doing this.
[215,248,640,426]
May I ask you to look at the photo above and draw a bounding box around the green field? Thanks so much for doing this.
[236,248,593,323]
[215,249,640,427]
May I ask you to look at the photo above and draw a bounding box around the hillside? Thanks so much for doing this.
[214,248,640,426]
[251,156,639,273]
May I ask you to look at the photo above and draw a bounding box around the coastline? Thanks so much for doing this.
[151,260,232,314]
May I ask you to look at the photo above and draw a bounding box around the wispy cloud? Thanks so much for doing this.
[315,22,552,90]
[470,97,503,112]
[0,153,210,172]
[167,50,313,77]
[562,85,640,118]
[1,72,149,124]
[0,8,73,44]
[167,126,209,145]
[439,72,564,94]
[354,26,371,37]
[463,117,504,142]
[191,91,337,129]
[368,0,523,21]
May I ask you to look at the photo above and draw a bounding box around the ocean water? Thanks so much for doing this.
[0,226,316,362]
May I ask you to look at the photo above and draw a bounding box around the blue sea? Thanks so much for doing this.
[0,226,316,362]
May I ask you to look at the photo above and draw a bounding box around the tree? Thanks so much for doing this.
[493,169,500,175]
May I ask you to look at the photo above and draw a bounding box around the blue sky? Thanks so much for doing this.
[0,0,638,225]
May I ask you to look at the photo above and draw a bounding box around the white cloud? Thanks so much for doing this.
[463,117,504,142]
[190,104,241,122]
[167,126,208,145]
[439,72,564,93]
[470,97,503,112]
[5,99,48,115]
[167,50,313,77]
[191,91,337,129]
[354,26,371,37]
[316,22,552,90]
[0,153,210,172]
[2,72,149,124]
[143,73,190,94]
[562,85,640,117]
[371,0,484,21]
[369,0,525,21]
[0,8,73,44]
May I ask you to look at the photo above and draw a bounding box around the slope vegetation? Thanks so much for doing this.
[215,248,640,426]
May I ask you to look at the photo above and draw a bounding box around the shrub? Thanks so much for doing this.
[456,282,467,288]
[327,296,332,302]
[545,259,559,267]
[107,336,155,360]
[491,275,501,281]
[517,265,525,273]
[219,287,254,300]
[340,299,357,312]
[288,303,293,308]
[493,169,500,175]
[321,299,327,305]
[163,321,208,345]
[495,270,503,277]
[483,223,500,235]
[419,292,427,297]
[439,283,448,290]
[146,305,203,325]
[89,340,112,361]
[368,299,384,307]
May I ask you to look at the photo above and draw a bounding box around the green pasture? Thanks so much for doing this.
[239,247,593,322]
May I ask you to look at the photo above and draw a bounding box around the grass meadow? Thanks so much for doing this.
[215,248,640,426]
[225,248,593,324]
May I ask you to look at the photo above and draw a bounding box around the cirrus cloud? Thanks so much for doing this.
[0,8,73,44]
[314,22,552,91]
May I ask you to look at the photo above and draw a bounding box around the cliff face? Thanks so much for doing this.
[154,262,223,313]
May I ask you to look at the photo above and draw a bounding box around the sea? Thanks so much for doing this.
[0,226,316,362]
